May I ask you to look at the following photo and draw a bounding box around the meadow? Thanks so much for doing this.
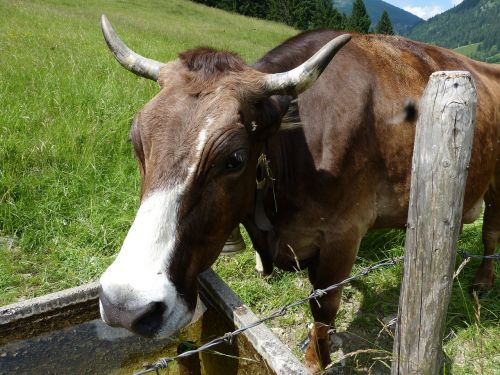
[0,0,498,373]
[454,42,500,64]
[0,0,295,303]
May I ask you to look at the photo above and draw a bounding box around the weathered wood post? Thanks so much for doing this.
[391,71,477,374]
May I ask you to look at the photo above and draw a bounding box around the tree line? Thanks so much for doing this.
[192,0,395,35]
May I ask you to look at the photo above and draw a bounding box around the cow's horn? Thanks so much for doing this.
[101,15,165,81]
[263,34,351,96]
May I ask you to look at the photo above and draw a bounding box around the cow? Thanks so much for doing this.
[98,14,500,373]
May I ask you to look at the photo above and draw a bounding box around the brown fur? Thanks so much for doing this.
[126,31,499,372]
[178,47,245,77]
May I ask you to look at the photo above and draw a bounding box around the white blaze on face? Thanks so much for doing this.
[187,119,212,177]
[100,116,219,336]
[99,185,193,337]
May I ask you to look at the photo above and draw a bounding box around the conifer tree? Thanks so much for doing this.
[294,0,316,30]
[214,0,237,12]
[310,0,346,29]
[267,0,303,29]
[267,0,288,26]
[348,0,371,33]
[238,0,267,18]
[375,10,394,35]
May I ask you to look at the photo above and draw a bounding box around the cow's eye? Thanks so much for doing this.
[225,149,248,172]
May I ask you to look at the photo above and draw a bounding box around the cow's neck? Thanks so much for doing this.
[244,126,332,272]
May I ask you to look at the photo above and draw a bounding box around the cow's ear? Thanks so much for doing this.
[247,95,292,140]
[264,96,304,133]
[277,97,302,132]
[270,95,292,117]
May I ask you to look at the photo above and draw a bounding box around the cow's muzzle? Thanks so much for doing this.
[99,289,167,337]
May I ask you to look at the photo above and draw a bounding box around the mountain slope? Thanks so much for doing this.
[333,0,423,34]
[408,0,500,62]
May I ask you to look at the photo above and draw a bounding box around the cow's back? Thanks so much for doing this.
[258,31,500,229]
[361,34,500,225]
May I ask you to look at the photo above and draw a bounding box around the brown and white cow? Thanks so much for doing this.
[98,15,500,372]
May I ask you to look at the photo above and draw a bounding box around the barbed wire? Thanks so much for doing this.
[133,250,497,375]
[133,256,404,375]
[458,251,500,261]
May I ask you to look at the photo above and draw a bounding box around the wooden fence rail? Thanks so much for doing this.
[391,71,477,374]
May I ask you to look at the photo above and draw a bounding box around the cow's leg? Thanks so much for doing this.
[304,240,359,373]
[304,290,341,374]
[473,188,499,290]
[255,252,264,274]
[242,220,274,275]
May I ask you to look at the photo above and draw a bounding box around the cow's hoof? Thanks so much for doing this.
[305,360,322,374]
[304,339,330,374]
[254,267,264,276]
[254,252,274,276]
[304,341,322,374]
[254,268,273,277]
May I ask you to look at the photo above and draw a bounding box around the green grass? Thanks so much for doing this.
[0,0,296,304]
[215,222,499,374]
[1,1,498,374]
[454,42,481,56]
[454,42,500,63]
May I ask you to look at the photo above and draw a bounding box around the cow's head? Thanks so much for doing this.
[98,15,350,337]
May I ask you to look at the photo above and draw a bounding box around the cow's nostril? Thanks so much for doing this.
[131,301,167,337]
[99,288,167,336]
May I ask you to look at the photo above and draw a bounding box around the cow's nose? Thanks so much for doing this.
[99,288,167,337]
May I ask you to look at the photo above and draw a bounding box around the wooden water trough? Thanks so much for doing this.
[0,269,307,374]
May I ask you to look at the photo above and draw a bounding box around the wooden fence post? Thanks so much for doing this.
[391,71,477,374]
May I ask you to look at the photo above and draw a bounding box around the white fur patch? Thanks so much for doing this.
[196,128,208,154]
[100,117,220,336]
[99,187,193,336]
[187,124,211,178]
[255,252,264,273]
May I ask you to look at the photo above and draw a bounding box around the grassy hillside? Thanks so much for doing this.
[454,42,500,63]
[409,0,500,63]
[455,42,481,56]
[333,0,423,34]
[0,0,296,304]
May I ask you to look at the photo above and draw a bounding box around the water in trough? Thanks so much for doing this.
[0,292,273,375]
